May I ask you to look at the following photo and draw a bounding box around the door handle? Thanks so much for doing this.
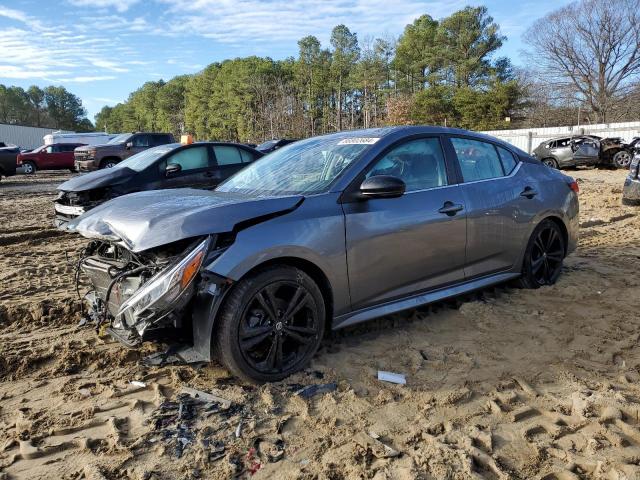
[203,171,217,178]
[438,201,464,216]
[520,187,538,198]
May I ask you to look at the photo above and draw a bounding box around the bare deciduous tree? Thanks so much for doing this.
[524,0,640,123]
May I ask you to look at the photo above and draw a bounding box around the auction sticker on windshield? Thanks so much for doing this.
[337,137,380,145]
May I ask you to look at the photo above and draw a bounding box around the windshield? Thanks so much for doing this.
[107,133,132,144]
[217,134,377,196]
[257,140,278,150]
[112,144,177,172]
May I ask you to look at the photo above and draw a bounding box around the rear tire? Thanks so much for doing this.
[518,220,566,289]
[214,265,326,383]
[23,161,36,174]
[613,150,632,169]
[542,158,559,169]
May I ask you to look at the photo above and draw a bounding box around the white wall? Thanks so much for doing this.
[0,124,73,149]
[482,121,640,153]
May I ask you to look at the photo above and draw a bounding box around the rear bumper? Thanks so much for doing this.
[622,176,640,205]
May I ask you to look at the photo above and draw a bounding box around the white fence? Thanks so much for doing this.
[0,124,73,150]
[482,121,640,153]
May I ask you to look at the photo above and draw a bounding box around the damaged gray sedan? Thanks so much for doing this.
[68,127,579,382]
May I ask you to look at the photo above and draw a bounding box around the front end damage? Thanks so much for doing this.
[78,235,232,360]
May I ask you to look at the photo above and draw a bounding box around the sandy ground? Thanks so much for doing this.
[1,168,639,480]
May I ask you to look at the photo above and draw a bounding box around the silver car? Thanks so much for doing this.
[532,135,601,169]
[68,127,579,382]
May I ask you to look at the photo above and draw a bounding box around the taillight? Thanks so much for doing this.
[16,156,22,165]
[568,181,579,193]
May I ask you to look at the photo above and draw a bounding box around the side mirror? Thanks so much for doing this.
[126,141,133,149]
[359,175,406,199]
[165,163,182,177]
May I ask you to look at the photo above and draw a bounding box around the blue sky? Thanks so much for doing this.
[1,0,572,121]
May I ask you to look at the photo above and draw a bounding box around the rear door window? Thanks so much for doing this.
[132,135,151,147]
[239,148,257,163]
[165,146,210,171]
[152,134,171,146]
[450,137,505,182]
[214,146,243,166]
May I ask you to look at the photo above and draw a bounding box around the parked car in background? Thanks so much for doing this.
[622,151,640,206]
[67,126,579,382]
[74,132,175,171]
[17,143,86,174]
[55,141,262,227]
[0,144,19,180]
[44,132,118,146]
[533,135,633,169]
[255,138,298,154]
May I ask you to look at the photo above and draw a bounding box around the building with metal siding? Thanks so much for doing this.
[0,124,72,150]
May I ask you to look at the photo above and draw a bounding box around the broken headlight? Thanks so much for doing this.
[117,238,210,330]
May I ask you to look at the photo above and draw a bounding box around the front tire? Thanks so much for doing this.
[23,161,36,174]
[518,220,566,289]
[100,159,118,169]
[542,158,559,169]
[214,265,326,383]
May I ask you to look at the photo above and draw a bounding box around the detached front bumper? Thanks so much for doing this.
[54,202,86,228]
[623,176,640,205]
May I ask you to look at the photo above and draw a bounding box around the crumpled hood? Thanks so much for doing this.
[58,167,136,192]
[66,188,304,252]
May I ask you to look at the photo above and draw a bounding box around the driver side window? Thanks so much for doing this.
[166,146,210,171]
[366,138,448,192]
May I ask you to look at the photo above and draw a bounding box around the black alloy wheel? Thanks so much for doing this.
[239,281,320,374]
[519,220,565,288]
[215,266,325,382]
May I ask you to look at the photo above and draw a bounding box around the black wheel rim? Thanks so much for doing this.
[530,227,564,285]
[238,281,319,374]
[543,159,555,168]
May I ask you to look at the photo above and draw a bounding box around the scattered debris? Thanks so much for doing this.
[235,419,243,439]
[130,380,147,388]
[377,370,406,385]
[181,386,232,410]
[295,383,338,399]
[355,431,400,458]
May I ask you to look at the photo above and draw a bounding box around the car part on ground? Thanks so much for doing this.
[622,154,640,205]
[73,132,175,172]
[69,126,579,382]
[54,142,262,228]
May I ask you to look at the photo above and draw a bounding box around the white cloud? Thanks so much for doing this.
[50,75,118,83]
[157,0,467,44]
[66,0,140,13]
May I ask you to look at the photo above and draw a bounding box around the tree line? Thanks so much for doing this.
[0,84,93,131]
[3,0,640,140]
[95,6,523,143]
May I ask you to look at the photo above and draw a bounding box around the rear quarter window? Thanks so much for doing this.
[496,146,519,174]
